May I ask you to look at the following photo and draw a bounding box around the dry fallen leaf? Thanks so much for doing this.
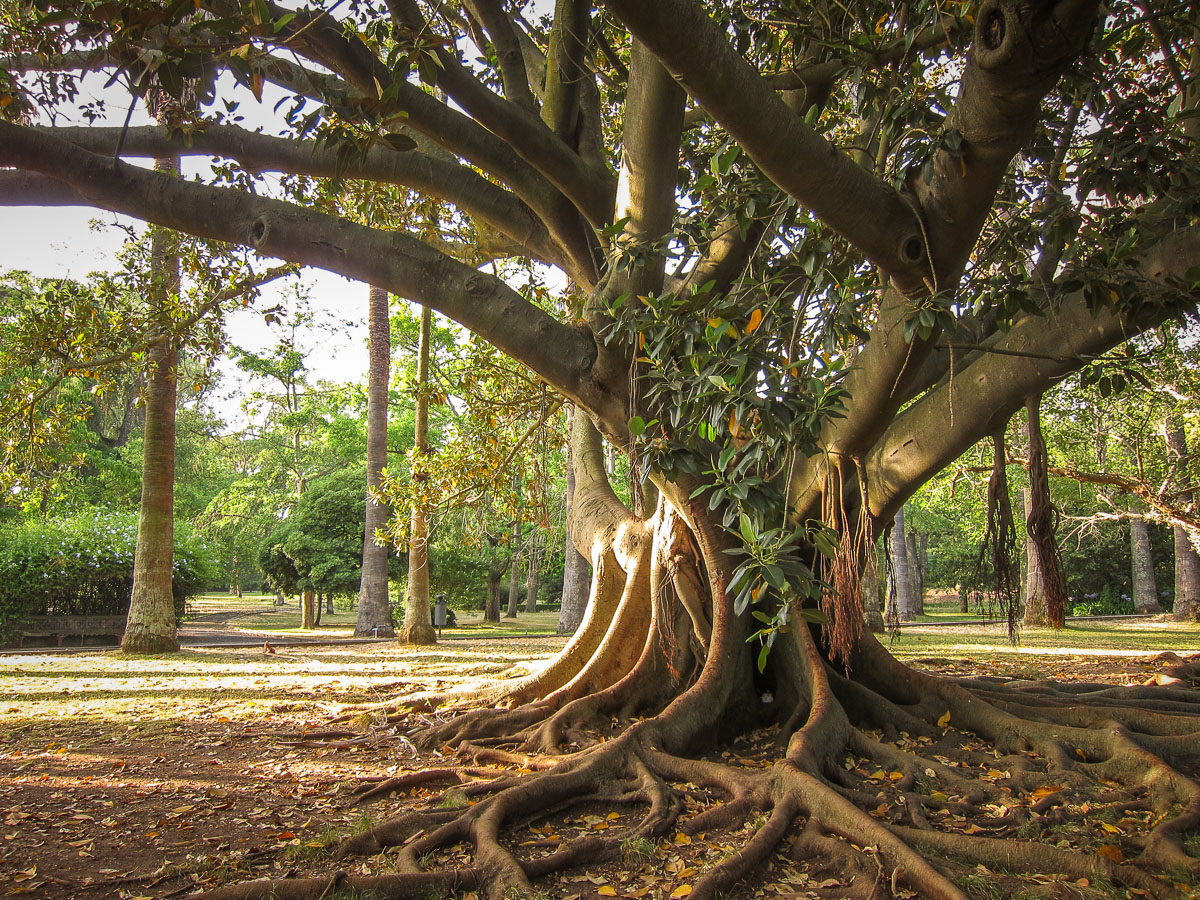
[1029,786,1064,799]
[937,710,951,728]
[1096,844,1124,863]
[670,886,693,898]
[596,887,617,897]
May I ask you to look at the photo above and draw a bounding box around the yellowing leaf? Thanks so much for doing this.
[597,887,617,897]
[670,886,693,898]
[888,771,904,781]
[1096,844,1125,863]
[606,812,621,820]
[1030,785,1064,799]
[674,832,692,844]
[1100,823,1122,834]
[746,308,764,333]
[937,710,951,728]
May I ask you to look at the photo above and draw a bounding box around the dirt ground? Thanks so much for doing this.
[2,623,1199,899]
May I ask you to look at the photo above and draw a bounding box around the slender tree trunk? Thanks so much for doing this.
[558,406,591,635]
[403,305,437,644]
[122,154,180,655]
[905,526,925,615]
[862,540,885,633]
[506,520,522,618]
[485,567,502,622]
[1165,419,1200,621]
[889,507,915,621]
[301,589,316,629]
[525,542,541,613]
[326,593,335,614]
[1022,487,1049,626]
[1025,394,1068,628]
[1130,513,1162,614]
[356,284,395,637]
[314,594,323,627]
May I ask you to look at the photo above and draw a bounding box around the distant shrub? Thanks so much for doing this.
[0,512,217,640]
[1069,583,1134,617]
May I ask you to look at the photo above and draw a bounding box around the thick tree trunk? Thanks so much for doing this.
[1166,419,1200,621]
[301,589,316,629]
[1022,487,1049,626]
[888,507,915,621]
[122,154,180,656]
[402,305,437,645]
[1130,514,1162,614]
[558,406,591,635]
[524,543,541,613]
[356,284,396,638]
[485,568,502,622]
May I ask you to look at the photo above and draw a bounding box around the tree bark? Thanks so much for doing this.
[1129,513,1162,614]
[888,507,915,621]
[905,526,925,615]
[505,518,522,619]
[1025,394,1068,628]
[862,541,885,633]
[356,284,396,638]
[524,541,541,613]
[485,567,502,622]
[301,588,316,629]
[1022,487,1049,626]
[121,153,180,655]
[557,406,591,635]
[402,304,437,645]
[1166,419,1200,621]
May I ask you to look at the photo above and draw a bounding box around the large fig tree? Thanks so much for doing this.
[2,1,1199,897]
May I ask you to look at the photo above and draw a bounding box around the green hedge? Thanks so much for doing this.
[0,512,217,639]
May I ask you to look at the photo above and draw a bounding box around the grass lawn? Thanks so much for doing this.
[2,611,1198,897]
[184,593,563,639]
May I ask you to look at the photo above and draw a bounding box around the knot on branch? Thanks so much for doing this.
[249,216,270,249]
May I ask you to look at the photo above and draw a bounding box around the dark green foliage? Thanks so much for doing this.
[0,511,217,640]
[258,468,405,599]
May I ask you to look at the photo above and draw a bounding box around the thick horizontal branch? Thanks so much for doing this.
[33,124,573,276]
[0,122,623,425]
[859,217,1195,520]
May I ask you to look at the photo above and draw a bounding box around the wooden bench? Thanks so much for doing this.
[12,615,127,648]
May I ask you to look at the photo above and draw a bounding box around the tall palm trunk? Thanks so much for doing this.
[122,153,180,655]
[402,305,436,644]
[356,285,395,637]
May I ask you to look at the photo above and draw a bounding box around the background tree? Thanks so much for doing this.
[356,284,395,637]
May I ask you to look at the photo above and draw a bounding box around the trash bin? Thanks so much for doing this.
[433,594,448,630]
